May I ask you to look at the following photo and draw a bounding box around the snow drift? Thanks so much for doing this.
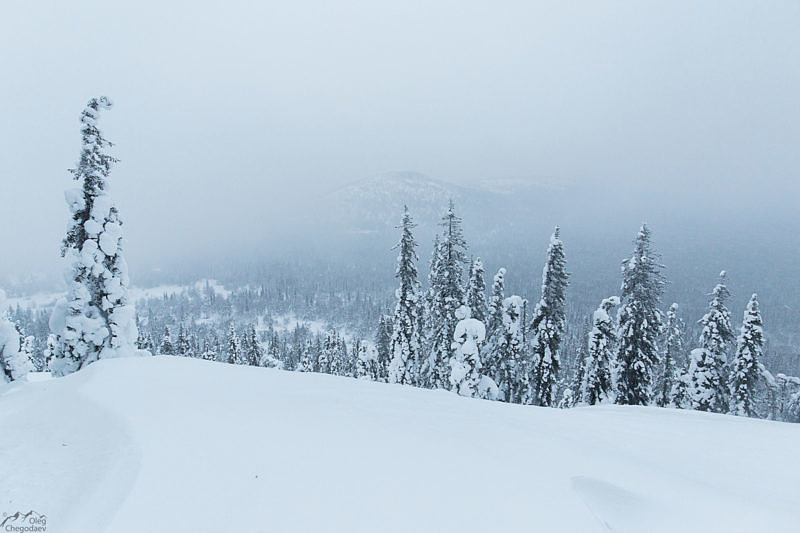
[1,356,798,533]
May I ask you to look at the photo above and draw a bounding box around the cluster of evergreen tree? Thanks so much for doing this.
[377,210,799,421]
[384,202,569,404]
[566,235,794,421]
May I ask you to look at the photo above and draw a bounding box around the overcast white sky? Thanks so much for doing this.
[1,1,799,278]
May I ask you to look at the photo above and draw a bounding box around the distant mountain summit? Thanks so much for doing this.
[316,171,557,238]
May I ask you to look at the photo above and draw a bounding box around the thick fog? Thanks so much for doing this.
[1,0,799,282]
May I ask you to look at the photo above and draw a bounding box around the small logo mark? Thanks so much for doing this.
[0,510,48,532]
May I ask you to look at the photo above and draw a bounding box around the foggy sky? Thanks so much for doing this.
[1,1,799,279]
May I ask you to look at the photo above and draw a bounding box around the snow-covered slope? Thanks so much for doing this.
[1,357,798,533]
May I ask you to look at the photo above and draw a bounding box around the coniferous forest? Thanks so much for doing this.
[2,98,798,424]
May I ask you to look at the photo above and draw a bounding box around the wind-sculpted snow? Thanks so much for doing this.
[1,357,799,532]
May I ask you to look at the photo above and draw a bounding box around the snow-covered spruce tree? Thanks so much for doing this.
[421,234,444,387]
[327,330,349,376]
[569,316,591,405]
[493,296,530,403]
[614,224,665,406]
[244,324,263,366]
[388,207,422,386]
[486,267,506,342]
[483,267,507,380]
[530,226,569,407]
[374,314,392,382]
[0,292,34,382]
[260,332,282,368]
[176,324,191,357]
[449,305,493,398]
[50,97,140,376]
[581,296,619,405]
[670,367,691,409]
[159,326,174,355]
[729,293,765,417]
[356,342,380,380]
[226,324,243,365]
[687,271,735,412]
[297,340,315,372]
[655,303,684,407]
[201,338,217,361]
[424,201,469,389]
[465,258,488,325]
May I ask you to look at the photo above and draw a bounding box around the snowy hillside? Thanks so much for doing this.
[2,357,798,533]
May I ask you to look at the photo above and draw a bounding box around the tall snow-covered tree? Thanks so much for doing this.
[449,305,487,398]
[729,293,765,417]
[50,97,139,376]
[201,337,217,361]
[159,326,174,355]
[374,314,392,382]
[226,324,243,365]
[0,292,34,382]
[688,271,734,412]
[424,201,469,389]
[388,207,422,385]
[530,226,569,406]
[569,316,592,403]
[244,324,263,366]
[297,340,315,372]
[486,267,506,342]
[356,341,380,381]
[656,303,684,407]
[465,257,488,325]
[492,296,529,403]
[176,324,191,357]
[581,296,619,405]
[614,224,665,406]
[326,330,349,376]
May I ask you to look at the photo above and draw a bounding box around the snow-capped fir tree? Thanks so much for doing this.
[449,305,486,397]
[655,303,684,407]
[687,271,735,412]
[44,334,59,368]
[226,324,243,365]
[729,293,765,417]
[424,201,469,389]
[581,296,619,405]
[614,224,665,406]
[326,330,349,376]
[141,331,155,354]
[422,234,444,386]
[465,258,488,325]
[176,324,191,357]
[260,332,282,368]
[388,207,422,386]
[374,314,392,381]
[0,292,34,382]
[297,340,315,372]
[317,331,333,374]
[486,267,506,342]
[493,296,530,403]
[244,324,263,366]
[50,97,140,376]
[135,318,149,350]
[356,341,380,381]
[670,367,691,409]
[569,316,592,404]
[159,326,174,355]
[530,226,569,406]
[201,338,217,361]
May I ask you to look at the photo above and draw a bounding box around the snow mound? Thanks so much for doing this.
[1,357,799,532]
